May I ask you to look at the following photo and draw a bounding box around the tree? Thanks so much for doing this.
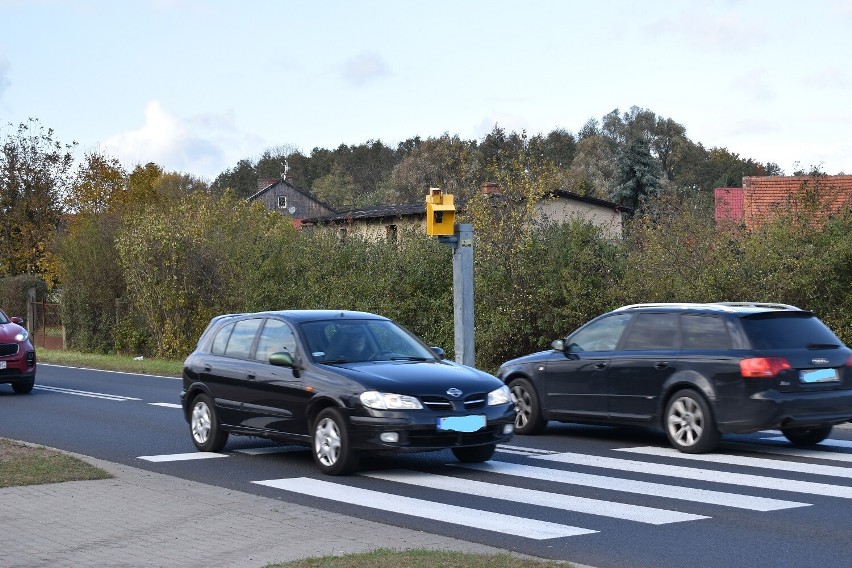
[67,152,126,214]
[0,118,75,280]
[386,134,481,203]
[610,137,662,213]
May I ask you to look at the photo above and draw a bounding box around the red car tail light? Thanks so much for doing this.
[740,357,792,378]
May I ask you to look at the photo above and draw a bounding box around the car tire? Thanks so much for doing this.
[509,378,547,435]
[12,378,34,394]
[781,425,833,446]
[664,389,720,453]
[190,393,229,452]
[312,407,359,476]
[452,443,496,463]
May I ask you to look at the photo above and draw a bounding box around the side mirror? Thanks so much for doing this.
[269,351,295,368]
[11,316,24,325]
[430,346,446,359]
[551,339,565,352]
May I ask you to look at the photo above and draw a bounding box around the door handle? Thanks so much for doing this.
[203,365,211,372]
[654,362,669,370]
[594,362,608,369]
[247,374,256,380]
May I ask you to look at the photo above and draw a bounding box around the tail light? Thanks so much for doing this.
[740,357,791,378]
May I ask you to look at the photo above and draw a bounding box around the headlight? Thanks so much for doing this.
[360,391,423,410]
[15,329,28,342]
[487,385,512,406]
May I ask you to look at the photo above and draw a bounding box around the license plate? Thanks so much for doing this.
[800,368,838,383]
[0,361,5,369]
[436,415,486,433]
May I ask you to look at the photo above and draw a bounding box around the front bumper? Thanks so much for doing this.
[347,404,516,452]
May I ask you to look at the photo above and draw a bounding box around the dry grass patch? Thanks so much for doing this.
[268,549,571,568]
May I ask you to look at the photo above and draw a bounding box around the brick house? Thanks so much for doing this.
[715,175,852,230]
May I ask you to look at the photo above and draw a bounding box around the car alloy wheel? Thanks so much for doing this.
[312,407,358,475]
[665,389,719,453]
[190,393,228,452]
[508,378,546,435]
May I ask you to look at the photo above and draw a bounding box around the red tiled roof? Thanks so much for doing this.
[714,188,744,223]
[741,175,852,230]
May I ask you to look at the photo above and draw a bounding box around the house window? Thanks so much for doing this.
[277,195,288,209]
[385,224,398,243]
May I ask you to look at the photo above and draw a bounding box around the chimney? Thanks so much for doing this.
[481,182,501,196]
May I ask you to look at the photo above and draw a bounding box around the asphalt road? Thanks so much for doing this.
[2,364,852,568]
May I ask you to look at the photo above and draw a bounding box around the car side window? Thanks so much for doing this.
[255,319,298,363]
[224,318,263,359]
[211,323,233,355]
[681,315,732,349]
[622,313,679,350]
[567,314,631,352]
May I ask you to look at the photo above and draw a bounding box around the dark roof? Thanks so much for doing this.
[301,190,628,225]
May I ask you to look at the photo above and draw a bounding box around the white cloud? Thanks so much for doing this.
[100,101,263,180]
[341,52,389,87]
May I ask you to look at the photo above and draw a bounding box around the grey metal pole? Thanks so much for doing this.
[453,224,475,367]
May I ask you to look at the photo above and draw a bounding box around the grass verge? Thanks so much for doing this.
[37,348,183,377]
[267,549,570,568]
[0,438,113,488]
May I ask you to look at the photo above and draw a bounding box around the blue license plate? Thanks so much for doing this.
[800,368,838,383]
[436,415,486,432]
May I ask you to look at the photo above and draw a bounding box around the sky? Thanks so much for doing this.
[1,0,851,182]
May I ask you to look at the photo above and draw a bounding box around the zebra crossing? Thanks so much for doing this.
[246,439,852,540]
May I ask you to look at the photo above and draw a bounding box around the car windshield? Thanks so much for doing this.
[741,313,843,350]
[0,310,9,324]
[300,319,437,364]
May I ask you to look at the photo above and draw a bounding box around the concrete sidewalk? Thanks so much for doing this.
[0,454,543,568]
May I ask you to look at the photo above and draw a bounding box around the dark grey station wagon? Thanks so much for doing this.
[499,302,852,453]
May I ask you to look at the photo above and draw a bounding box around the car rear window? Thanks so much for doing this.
[740,313,842,349]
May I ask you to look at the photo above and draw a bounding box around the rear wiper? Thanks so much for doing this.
[807,343,840,350]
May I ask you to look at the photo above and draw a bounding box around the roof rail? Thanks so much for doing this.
[613,303,738,312]
[711,302,802,311]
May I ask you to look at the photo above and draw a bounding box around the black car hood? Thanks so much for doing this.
[325,359,501,395]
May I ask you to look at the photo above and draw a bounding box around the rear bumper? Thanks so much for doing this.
[717,388,852,433]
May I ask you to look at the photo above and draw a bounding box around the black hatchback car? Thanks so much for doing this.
[181,310,515,474]
[499,303,852,453]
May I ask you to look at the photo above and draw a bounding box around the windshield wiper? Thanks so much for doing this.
[807,343,840,350]
[389,356,430,361]
[321,359,353,364]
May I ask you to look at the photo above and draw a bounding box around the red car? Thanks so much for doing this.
[0,309,36,394]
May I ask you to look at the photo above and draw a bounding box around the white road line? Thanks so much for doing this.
[617,446,852,479]
[233,446,308,455]
[457,461,808,511]
[138,452,227,462]
[360,469,707,525]
[761,436,852,450]
[34,385,141,401]
[148,402,182,408]
[721,442,852,464]
[253,477,597,539]
[497,444,558,455]
[533,452,852,499]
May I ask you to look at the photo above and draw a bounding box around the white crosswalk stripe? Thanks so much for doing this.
[617,446,852,478]
[533,452,852,499]
[760,436,852,450]
[138,452,227,462]
[457,461,808,511]
[721,442,852,463]
[252,477,597,539]
[360,469,707,524]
